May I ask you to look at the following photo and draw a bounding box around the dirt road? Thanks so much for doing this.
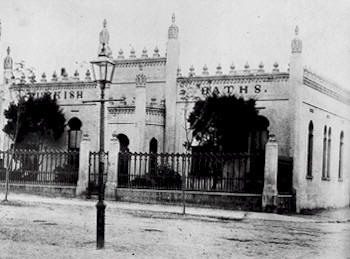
[1,198,349,258]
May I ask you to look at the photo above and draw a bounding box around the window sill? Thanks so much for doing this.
[306,175,313,180]
[321,177,330,181]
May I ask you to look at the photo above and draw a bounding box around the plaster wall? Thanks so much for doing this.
[295,79,350,209]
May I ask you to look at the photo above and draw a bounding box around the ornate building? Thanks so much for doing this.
[1,16,350,211]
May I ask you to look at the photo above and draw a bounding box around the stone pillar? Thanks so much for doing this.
[134,65,147,152]
[289,26,305,212]
[76,133,92,196]
[164,14,180,153]
[105,133,120,199]
[262,134,278,212]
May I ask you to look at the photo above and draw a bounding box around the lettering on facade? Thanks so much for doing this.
[199,84,265,97]
[30,90,84,100]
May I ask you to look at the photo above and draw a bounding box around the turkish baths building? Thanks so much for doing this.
[1,16,349,211]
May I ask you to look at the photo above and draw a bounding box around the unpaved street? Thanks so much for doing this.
[0,199,350,259]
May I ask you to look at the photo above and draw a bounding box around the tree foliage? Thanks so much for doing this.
[3,92,66,149]
[187,94,262,153]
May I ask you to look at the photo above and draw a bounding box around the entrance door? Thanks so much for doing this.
[149,138,158,175]
[117,134,130,187]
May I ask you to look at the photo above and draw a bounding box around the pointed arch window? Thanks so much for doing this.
[322,126,328,180]
[306,121,313,179]
[338,131,344,181]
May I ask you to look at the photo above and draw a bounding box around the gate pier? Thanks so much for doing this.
[76,133,91,196]
[262,134,279,212]
[105,134,119,199]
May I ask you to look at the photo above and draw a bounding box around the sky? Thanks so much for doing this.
[0,0,349,89]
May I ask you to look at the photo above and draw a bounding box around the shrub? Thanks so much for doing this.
[130,165,182,189]
[54,164,78,184]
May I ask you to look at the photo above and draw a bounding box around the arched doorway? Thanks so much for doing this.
[149,138,158,153]
[117,134,130,187]
[67,117,82,172]
[68,117,82,152]
[247,115,270,193]
[149,138,158,175]
[117,134,130,152]
[249,115,269,153]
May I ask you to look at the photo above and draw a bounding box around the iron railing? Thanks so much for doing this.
[117,152,264,193]
[0,149,79,186]
[87,151,109,195]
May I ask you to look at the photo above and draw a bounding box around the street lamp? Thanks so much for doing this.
[90,44,116,249]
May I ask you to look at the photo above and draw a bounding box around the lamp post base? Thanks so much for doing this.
[96,200,106,249]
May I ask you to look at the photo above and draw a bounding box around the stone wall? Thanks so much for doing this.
[116,188,263,211]
[0,183,76,198]
[115,188,296,212]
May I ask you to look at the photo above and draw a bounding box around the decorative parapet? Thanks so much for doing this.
[107,105,136,124]
[107,105,135,115]
[177,73,289,85]
[106,105,164,126]
[146,106,165,116]
[11,68,93,86]
[303,67,350,105]
[114,57,166,68]
[146,106,165,126]
[9,81,97,91]
[184,64,288,79]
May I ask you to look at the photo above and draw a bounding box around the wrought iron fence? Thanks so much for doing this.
[0,149,79,186]
[117,151,264,193]
[87,151,109,195]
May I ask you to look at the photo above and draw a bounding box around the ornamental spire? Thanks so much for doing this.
[291,25,302,54]
[4,46,13,70]
[98,19,112,57]
[168,13,179,39]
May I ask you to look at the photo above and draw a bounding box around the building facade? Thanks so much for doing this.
[1,16,350,211]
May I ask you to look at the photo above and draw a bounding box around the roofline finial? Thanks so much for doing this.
[103,19,107,28]
[172,13,175,23]
[7,46,10,55]
[295,25,299,36]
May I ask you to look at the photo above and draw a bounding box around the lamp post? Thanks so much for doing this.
[90,44,116,249]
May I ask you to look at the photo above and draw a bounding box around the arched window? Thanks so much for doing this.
[68,117,82,151]
[322,126,327,179]
[326,127,332,179]
[306,121,313,179]
[338,131,344,180]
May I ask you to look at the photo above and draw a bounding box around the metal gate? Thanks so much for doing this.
[87,151,109,196]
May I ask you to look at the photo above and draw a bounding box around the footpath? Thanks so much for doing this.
[1,192,350,224]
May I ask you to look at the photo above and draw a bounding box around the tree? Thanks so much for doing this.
[187,94,261,153]
[3,92,66,150]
